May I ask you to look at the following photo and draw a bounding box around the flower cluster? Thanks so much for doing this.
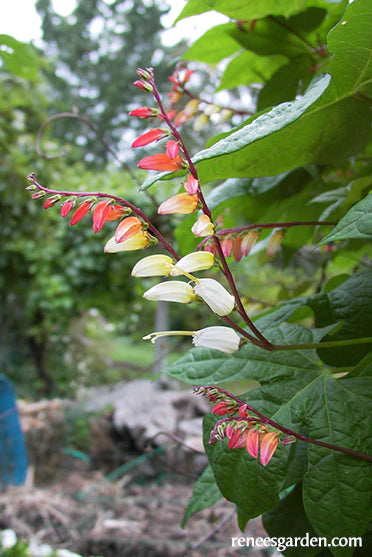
[202,228,285,260]
[194,386,295,467]
[165,66,234,131]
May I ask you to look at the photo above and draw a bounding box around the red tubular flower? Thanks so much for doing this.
[60,198,76,218]
[138,154,184,172]
[246,428,260,459]
[70,200,93,226]
[129,107,159,118]
[132,128,169,148]
[238,404,248,418]
[92,200,113,233]
[115,216,143,243]
[165,139,180,159]
[259,431,280,466]
[211,401,237,416]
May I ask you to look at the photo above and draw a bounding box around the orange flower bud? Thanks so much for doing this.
[115,216,143,243]
[158,193,198,215]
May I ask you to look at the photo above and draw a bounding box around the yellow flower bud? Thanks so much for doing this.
[143,281,196,303]
[104,231,150,253]
[131,254,175,277]
[191,214,215,237]
[171,252,215,276]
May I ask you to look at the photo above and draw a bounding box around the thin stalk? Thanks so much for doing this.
[27,172,179,260]
[202,387,372,463]
[272,337,372,351]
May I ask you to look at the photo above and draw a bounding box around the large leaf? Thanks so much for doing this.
[192,0,371,181]
[301,376,372,556]
[175,0,343,23]
[307,271,372,366]
[182,23,241,64]
[218,51,287,91]
[263,484,321,557]
[319,194,372,243]
[181,465,222,527]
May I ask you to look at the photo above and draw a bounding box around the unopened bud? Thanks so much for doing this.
[25,184,37,191]
[133,80,153,92]
[136,67,152,80]
[266,229,286,256]
[31,191,46,200]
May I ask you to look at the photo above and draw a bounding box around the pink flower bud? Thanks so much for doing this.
[221,237,233,257]
[43,195,61,209]
[267,229,285,256]
[165,140,180,159]
[241,230,260,256]
[184,174,199,195]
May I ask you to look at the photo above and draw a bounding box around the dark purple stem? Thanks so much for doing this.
[27,172,179,260]
[204,386,372,463]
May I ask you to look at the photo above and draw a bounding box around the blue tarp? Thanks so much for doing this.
[0,375,28,486]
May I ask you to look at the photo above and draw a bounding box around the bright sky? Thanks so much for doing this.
[0,0,227,45]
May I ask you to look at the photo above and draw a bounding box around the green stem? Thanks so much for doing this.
[272,337,372,351]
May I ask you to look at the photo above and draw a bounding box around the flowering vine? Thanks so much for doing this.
[27,66,372,469]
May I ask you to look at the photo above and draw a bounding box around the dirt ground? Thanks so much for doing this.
[0,397,275,556]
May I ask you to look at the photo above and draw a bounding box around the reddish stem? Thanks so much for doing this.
[27,172,179,260]
[203,387,372,463]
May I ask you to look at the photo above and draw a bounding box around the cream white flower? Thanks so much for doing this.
[193,327,241,353]
[143,326,240,354]
[193,278,235,316]
[131,254,175,277]
[143,281,196,303]
[191,215,215,237]
[171,251,214,276]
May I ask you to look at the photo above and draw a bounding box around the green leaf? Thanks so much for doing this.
[263,484,320,557]
[218,51,287,91]
[257,58,314,111]
[192,74,331,178]
[319,194,372,243]
[175,0,341,22]
[182,23,241,64]
[181,465,222,527]
[165,323,326,385]
[302,376,372,556]
[193,0,371,181]
[307,271,372,366]
[0,35,40,81]
[203,413,288,518]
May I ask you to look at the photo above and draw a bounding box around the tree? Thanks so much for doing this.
[35,0,173,166]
